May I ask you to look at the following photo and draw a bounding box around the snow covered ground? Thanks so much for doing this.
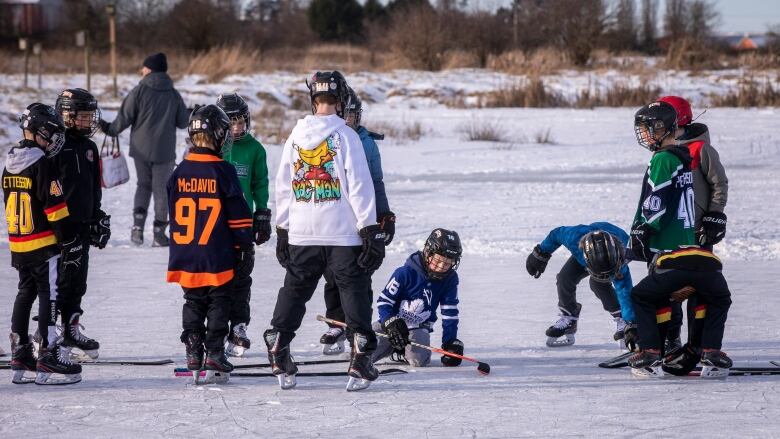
[1,71,780,437]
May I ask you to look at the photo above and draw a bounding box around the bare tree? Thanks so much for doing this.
[607,0,638,51]
[640,0,659,52]
[555,0,608,66]
[688,0,719,41]
[664,0,688,40]
[386,4,451,70]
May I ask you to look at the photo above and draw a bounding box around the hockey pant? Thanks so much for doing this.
[229,270,252,330]
[270,245,376,349]
[556,256,621,318]
[322,267,374,329]
[56,224,91,325]
[11,255,61,348]
[632,269,731,351]
[371,321,431,366]
[181,281,232,351]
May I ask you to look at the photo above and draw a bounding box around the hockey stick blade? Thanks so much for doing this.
[316,314,491,375]
[232,358,349,370]
[598,351,634,368]
[1,359,174,367]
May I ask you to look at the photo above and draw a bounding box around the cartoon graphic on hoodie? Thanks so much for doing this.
[275,113,375,246]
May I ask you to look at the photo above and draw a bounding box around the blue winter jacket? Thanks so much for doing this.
[377,252,460,344]
[357,126,390,216]
[539,222,635,322]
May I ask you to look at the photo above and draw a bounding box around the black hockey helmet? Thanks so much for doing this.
[344,86,362,128]
[188,104,233,156]
[216,93,250,140]
[55,88,100,137]
[422,228,463,281]
[634,101,678,152]
[19,102,66,157]
[306,71,349,116]
[579,230,625,283]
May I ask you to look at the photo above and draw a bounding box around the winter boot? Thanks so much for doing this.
[130,226,144,246]
[226,323,251,357]
[347,332,379,392]
[36,344,82,385]
[61,313,100,360]
[152,221,169,247]
[9,333,36,384]
[131,208,146,245]
[320,326,346,355]
[183,331,205,371]
[263,329,298,389]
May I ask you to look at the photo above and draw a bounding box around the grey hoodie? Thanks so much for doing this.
[679,123,728,228]
[105,72,189,163]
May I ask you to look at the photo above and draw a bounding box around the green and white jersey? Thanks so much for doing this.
[632,146,696,252]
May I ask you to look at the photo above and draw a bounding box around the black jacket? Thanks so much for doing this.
[105,72,189,163]
[51,130,102,223]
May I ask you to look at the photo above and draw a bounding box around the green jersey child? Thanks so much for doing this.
[216,93,271,357]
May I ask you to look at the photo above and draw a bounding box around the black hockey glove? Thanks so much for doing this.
[98,119,110,134]
[60,235,84,271]
[526,244,551,278]
[89,210,111,249]
[662,343,700,376]
[275,227,290,268]
[623,323,638,352]
[630,223,654,262]
[378,211,396,245]
[441,338,464,367]
[698,211,727,246]
[382,316,410,351]
[253,208,272,245]
[234,246,255,279]
[357,224,386,272]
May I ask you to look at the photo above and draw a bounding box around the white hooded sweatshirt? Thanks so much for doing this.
[276,114,376,246]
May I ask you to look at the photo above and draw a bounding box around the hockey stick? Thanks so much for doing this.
[316,315,490,375]
[232,358,349,369]
[175,368,408,378]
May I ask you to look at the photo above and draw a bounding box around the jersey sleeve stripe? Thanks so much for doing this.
[378,292,396,304]
[440,305,458,310]
[440,315,459,320]
[45,205,70,222]
[166,269,234,288]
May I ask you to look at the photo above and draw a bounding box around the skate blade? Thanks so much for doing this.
[546,334,575,347]
[322,340,345,356]
[346,376,371,392]
[631,365,665,378]
[195,370,229,385]
[35,372,82,385]
[618,339,627,351]
[277,373,297,390]
[12,369,36,384]
[226,343,246,358]
[71,349,99,362]
[700,366,730,378]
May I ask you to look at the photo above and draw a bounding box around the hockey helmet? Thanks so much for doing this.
[658,96,692,127]
[344,86,362,129]
[634,101,678,152]
[422,228,463,281]
[55,88,100,137]
[306,71,349,116]
[19,103,66,157]
[216,93,251,140]
[188,104,233,156]
[579,230,625,283]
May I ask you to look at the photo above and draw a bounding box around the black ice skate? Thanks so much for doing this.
[320,326,346,356]
[183,332,205,371]
[700,350,732,378]
[198,349,233,385]
[36,344,82,385]
[264,329,298,389]
[545,315,578,347]
[226,323,251,357]
[347,332,379,392]
[629,350,664,378]
[131,226,143,246]
[61,313,100,360]
[664,336,682,355]
[9,333,36,384]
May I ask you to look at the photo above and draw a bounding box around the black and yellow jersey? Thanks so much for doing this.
[166,147,253,288]
[3,141,73,267]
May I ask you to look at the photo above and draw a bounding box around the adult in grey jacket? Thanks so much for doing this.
[100,52,189,247]
[659,96,728,247]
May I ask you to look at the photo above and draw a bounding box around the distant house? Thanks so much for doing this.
[716,34,771,51]
[0,0,64,37]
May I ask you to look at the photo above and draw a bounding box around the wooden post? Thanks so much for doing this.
[86,31,91,91]
[19,38,29,88]
[34,43,42,89]
[107,3,118,97]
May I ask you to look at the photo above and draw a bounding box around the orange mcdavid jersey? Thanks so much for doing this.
[166,148,253,288]
[3,141,73,267]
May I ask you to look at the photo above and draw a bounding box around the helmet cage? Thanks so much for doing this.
[422,229,462,281]
[216,93,251,140]
[56,89,100,137]
[20,104,66,157]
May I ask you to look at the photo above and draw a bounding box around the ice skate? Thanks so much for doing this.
[36,344,82,385]
[664,336,682,355]
[61,313,99,360]
[9,333,36,384]
[226,323,250,357]
[183,332,205,371]
[545,314,578,347]
[613,316,628,350]
[264,329,298,389]
[346,333,379,392]
[629,350,664,378]
[700,350,732,378]
[196,350,232,384]
[320,327,346,356]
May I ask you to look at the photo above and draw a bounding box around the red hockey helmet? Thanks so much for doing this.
[658,96,692,127]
